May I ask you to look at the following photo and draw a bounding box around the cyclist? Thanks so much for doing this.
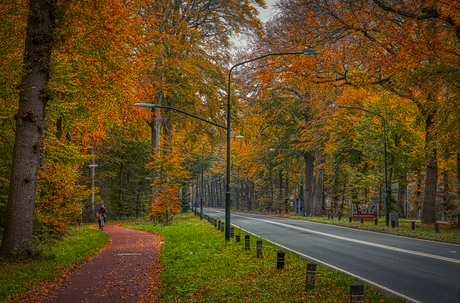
[98,204,108,230]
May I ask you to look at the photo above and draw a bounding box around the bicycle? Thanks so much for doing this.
[99,214,106,230]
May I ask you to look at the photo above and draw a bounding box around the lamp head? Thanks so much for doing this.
[329,104,340,109]
[302,48,318,55]
[234,135,244,139]
[269,148,276,152]
[134,103,155,109]
[88,164,98,168]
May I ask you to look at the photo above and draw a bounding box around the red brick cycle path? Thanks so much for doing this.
[39,224,162,303]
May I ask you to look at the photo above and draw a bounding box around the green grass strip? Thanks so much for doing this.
[290,215,460,244]
[0,227,110,301]
[124,213,407,302]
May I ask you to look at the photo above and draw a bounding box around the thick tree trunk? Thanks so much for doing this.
[422,112,438,224]
[304,152,314,215]
[1,0,56,257]
[148,88,163,204]
[313,149,323,216]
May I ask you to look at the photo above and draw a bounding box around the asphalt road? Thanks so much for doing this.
[201,208,460,303]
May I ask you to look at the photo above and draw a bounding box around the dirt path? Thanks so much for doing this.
[41,224,162,303]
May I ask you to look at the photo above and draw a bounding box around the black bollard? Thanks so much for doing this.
[256,240,263,258]
[350,283,364,302]
[411,221,415,230]
[331,214,334,220]
[245,234,250,251]
[374,218,378,225]
[236,234,241,242]
[218,221,221,230]
[230,227,234,238]
[349,216,352,223]
[277,250,285,270]
[435,223,439,233]
[391,220,395,228]
[360,217,364,224]
[306,262,316,290]
[338,215,341,221]
[221,223,225,232]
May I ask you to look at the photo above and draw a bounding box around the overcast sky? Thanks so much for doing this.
[232,0,277,47]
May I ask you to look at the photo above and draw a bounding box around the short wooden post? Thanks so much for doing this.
[277,250,285,270]
[245,234,250,251]
[411,221,415,230]
[256,240,263,258]
[374,218,378,225]
[435,223,439,233]
[305,262,316,290]
[350,283,364,302]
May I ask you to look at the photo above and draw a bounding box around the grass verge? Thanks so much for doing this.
[289,215,460,245]
[123,212,406,302]
[0,227,110,301]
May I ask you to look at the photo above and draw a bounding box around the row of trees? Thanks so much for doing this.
[221,0,460,223]
[0,0,266,256]
[2,0,460,256]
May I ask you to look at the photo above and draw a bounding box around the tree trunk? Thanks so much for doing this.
[416,173,423,220]
[148,87,163,204]
[398,177,407,217]
[313,148,324,216]
[441,168,449,221]
[90,151,97,219]
[269,165,274,204]
[278,169,283,204]
[457,153,460,227]
[304,152,314,215]
[162,108,173,156]
[1,0,56,257]
[333,166,340,216]
[422,112,438,224]
[118,158,123,220]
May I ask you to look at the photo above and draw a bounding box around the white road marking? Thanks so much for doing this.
[229,221,423,303]
[212,209,460,264]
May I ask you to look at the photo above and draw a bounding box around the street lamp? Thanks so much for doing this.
[88,164,98,221]
[269,148,307,216]
[225,48,317,240]
[201,136,244,220]
[329,104,389,226]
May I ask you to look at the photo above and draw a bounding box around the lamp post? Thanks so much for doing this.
[88,164,98,221]
[201,136,244,220]
[269,148,307,215]
[226,48,317,240]
[329,104,389,226]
